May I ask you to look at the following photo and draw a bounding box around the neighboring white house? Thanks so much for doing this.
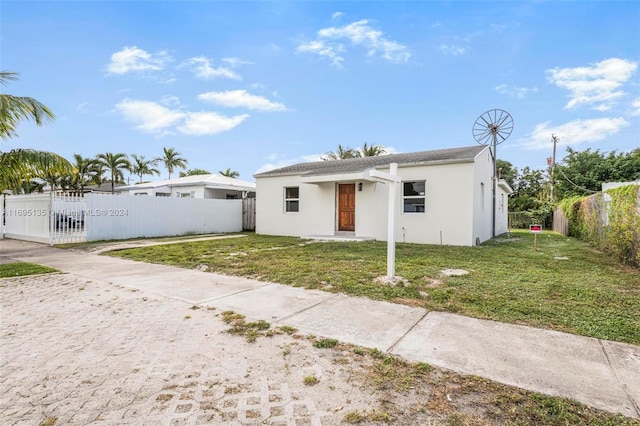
[254,145,513,246]
[116,174,256,199]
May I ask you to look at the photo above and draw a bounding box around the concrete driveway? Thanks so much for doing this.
[2,238,639,423]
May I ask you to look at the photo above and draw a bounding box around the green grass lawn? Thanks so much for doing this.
[0,262,58,278]
[109,230,640,344]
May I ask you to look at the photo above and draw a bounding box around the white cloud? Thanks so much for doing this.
[115,99,185,134]
[198,90,287,112]
[222,57,252,67]
[178,112,249,136]
[547,58,638,111]
[332,11,344,20]
[630,98,640,116]
[519,117,629,150]
[256,148,397,174]
[255,153,324,174]
[107,46,171,75]
[76,102,90,113]
[115,98,248,136]
[297,40,346,69]
[495,84,539,99]
[438,44,467,56]
[186,56,242,80]
[297,19,410,68]
[160,95,182,107]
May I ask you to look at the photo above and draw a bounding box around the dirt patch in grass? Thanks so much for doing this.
[212,310,636,426]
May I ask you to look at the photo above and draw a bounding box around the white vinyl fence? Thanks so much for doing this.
[2,193,243,245]
[2,193,51,244]
[85,194,242,241]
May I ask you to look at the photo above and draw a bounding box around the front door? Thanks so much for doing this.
[338,183,355,232]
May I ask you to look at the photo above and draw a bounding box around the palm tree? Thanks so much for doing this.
[130,154,160,183]
[0,149,72,192]
[96,152,130,193]
[322,144,361,161]
[158,147,188,179]
[179,168,211,177]
[219,168,239,178]
[71,154,99,193]
[360,142,387,157]
[0,71,69,192]
[0,71,56,140]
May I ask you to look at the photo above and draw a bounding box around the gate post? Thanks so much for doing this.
[49,192,55,246]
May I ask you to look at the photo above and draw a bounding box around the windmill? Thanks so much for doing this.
[472,109,514,238]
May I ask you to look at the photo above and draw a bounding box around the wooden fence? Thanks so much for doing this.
[242,197,256,231]
[552,207,569,236]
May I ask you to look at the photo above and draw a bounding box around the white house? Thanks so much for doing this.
[254,145,513,246]
[117,174,256,199]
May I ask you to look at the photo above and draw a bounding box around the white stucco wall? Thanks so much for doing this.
[204,188,243,199]
[350,163,476,245]
[256,175,336,237]
[124,186,245,199]
[169,185,205,198]
[495,184,511,236]
[256,157,483,246]
[471,148,494,244]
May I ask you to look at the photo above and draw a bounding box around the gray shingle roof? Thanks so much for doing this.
[255,145,487,178]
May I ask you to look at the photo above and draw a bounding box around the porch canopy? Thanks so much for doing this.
[300,168,393,184]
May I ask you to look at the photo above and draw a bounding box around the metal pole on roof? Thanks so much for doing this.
[387,163,398,278]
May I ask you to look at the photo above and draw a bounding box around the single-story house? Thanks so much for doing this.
[254,145,513,246]
[84,182,127,193]
[116,174,256,199]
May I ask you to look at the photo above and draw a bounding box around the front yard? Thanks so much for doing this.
[110,230,640,345]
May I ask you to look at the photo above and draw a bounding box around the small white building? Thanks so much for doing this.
[254,145,513,246]
[117,174,256,199]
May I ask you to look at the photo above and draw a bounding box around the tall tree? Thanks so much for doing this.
[0,71,55,140]
[96,152,130,193]
[158,147,188,179]
[510,166,547,211]
[179,168,211,177]
[359,142,387,157]
[130,154,160,183]
[496,159,518,190]
[0,71,71,192]
[322,144,361,161]
[219,168,239,178]
[555,147,640,199]
[0,149,71,192]
[71,154,99,193]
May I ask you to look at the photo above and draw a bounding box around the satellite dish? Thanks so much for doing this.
[473,109,513,145]
[472,109,514,238]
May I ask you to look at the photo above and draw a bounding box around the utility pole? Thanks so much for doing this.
[550,134,558,202]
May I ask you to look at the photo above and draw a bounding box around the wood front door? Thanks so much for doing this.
[338,184,356,232]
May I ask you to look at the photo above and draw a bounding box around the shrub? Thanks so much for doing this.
[606,185,640,267]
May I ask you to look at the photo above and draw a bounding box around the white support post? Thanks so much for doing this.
[49,191,55,246]
[387,163,398,278]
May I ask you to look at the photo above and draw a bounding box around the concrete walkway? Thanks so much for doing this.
[2,238,639,419]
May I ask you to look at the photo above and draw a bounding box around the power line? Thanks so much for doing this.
[555,165,599,194]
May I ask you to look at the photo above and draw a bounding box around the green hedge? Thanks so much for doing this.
[560,185,639,267]
[606,185,640,267]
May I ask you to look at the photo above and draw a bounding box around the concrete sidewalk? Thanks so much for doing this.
[3,238,639,419]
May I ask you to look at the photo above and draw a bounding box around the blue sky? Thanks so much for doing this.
[2,1,639,182]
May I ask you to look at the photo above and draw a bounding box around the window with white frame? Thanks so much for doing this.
[403,181,425,213]
[284,187,299,212]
